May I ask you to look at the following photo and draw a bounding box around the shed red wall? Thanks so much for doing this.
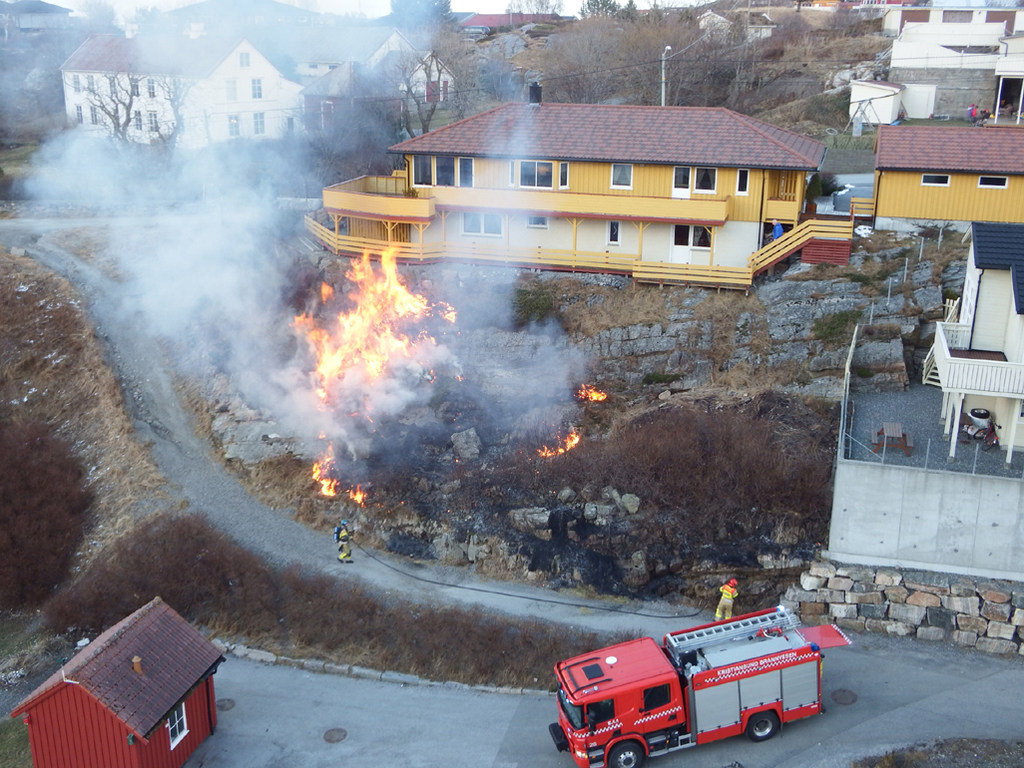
[23,683,140,768]
[137,678,217,768]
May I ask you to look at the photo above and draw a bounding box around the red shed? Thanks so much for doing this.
[10,597,224,768]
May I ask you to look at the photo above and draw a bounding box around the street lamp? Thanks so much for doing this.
[661,46,671,107]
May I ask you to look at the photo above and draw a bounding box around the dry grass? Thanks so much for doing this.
[554,279,674,337]
[40,227,123,281]
[0,248,165,560]
[693,291,767,373]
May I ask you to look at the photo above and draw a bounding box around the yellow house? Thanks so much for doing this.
[925,222,1024,463]
[874,125,1024,232]
[306,96,852,289]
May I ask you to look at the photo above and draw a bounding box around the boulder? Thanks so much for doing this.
[451,428,482,460]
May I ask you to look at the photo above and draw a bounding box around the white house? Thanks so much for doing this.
[60,34,303,149]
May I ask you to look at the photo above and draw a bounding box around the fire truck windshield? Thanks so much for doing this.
[558,687,584,730]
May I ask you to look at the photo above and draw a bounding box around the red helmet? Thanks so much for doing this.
[728,579,738,587]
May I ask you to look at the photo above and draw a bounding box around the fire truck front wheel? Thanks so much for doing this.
[606,740,646,768]
[745,710,780,742]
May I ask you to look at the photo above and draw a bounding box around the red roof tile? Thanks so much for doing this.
[876,125,1024,175]
[390,103,826,170]
[11,598,223,739]
[61,34,243,78]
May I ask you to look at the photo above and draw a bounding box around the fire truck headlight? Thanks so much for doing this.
[574,748,588,760]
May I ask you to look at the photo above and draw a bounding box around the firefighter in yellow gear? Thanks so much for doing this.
[335,520,352,563]
[716,578,738,620]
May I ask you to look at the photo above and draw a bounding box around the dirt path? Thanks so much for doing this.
[0,215,697,640]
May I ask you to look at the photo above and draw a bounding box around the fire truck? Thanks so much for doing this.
[549,606,850,768]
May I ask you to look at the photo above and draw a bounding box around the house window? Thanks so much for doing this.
[286,117,294,133]
[674,225,711,248]
[251,79,263,99]
[75,105,83,123]
[87,75,95,91]
[72,74,80,93]
[148,112,158,132]
[694,167,717,193]
[978,176,1008,188]
[673,166,691,197]
[226,80,237,101]
[611,164,632,189]
[147,79,156,97]
[131,80,140,97]
[167,702,188,749]
[413,155,432,186]
[89,106,98,125]
[942,10,971,22]
[435,156,455,186]
[509,161,515,186]
[463,212,502,236]
[133,110,142,130]
[520,160,553,188]
[737,169,749,195]
[527,216,548,228]
[253,112,265,135]
[458,158,473,187]
[608,221,621,244]
[108,76,116,96]
[922,174,950,186]
[239,51,250,67]
[228,114,240,137]
[559,162,569,188]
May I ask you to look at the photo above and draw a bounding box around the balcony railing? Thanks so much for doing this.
[933,321,1024,396]
[323,176,434,221]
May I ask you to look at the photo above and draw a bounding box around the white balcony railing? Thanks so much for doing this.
[933,321,1024,396]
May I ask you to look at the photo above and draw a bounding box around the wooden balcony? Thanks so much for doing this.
[932,322,1024,396]
[322,176,434,222]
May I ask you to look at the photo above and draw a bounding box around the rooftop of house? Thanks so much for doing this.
[61,34,246,77]
[11,597,223,740]
[973,222,1024,313]
[166,0,321,21]
[276,26,409,66]
[876,125,1024,175]
[391,103,827,170]
[6,0,71,14]
[459,12,561,28]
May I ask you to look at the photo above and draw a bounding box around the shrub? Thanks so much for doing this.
[812,309,862,345]
[642,372,679,385]
[819,173,842,196]
[805,173,823,201]
[512,282,558,328]
[0,421,92,609]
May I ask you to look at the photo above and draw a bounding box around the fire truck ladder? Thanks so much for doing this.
[665,607,801,661]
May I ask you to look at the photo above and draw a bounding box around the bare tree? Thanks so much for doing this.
[84,71,144,143]
[506,0,564,15]
[540,17,624,103]
[151,75,193,150]
[389,48,453,136]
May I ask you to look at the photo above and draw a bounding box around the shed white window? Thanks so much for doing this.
[610,164,632,189]
[167,702,188,749]
[527,215,548,228]
[978,176,1008,189]
[921,174,950,187]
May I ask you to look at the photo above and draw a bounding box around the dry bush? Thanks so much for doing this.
[0,422,92,609]
[557,280,674,337]
[0,249,165,551]
[43,512,613,688]
[693,292,766,371]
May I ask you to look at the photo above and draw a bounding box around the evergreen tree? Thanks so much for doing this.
[391,0,454,30]
[579,0,620,17]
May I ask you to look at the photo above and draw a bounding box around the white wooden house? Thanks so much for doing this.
[60,34,303,149]
[926,222,1024,463]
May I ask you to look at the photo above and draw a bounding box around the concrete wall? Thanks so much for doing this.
[888,67,996,118]
[828,458,1024,582]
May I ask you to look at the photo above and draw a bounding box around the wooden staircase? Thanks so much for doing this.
[922,348,942,387]
[748,218,854,276]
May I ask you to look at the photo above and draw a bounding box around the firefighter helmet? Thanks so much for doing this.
[340,520,348,527]
[728,579,737,587]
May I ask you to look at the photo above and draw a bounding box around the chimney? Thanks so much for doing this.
[132,656,143,674]
[529,82,542,105]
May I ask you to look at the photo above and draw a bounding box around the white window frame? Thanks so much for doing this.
[736,168,749,195]
[608,220,621,245]
[251,79,263,99]
[978,175,1008,189]
[527,215,548,228]
[148,112,159,132]
[239,51,250,67]
[520,160,554,189]
[463,212,503,237]
[559,162,569,189]
[75,105,83,123]
[610,164,632,190]
[147,78,155,98]
[72,74,80,93]
[253,112,265,135]
[87,75,94,91]
[509,160,515,187]
[458,157,473,188]
[167,702,188,749]
[228,114,240,137]
[133,110,142,130]
[89,106,98,125]
[226,79,237,101]
[412,155,433,187]
[921,173,950,187]
[672,166,691,199]
[693,167,717,194]
[435,156,456,187]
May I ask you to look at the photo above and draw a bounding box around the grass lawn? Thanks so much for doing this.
[0,141,38,177]
[0,718,31,768]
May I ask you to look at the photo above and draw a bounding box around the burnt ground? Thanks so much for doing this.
[854,739,1024,768]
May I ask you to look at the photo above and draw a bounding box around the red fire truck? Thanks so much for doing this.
[549,606,850,768]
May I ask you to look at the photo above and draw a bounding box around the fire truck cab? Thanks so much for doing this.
[549,606,850,768]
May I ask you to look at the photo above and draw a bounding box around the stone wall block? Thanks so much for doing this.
[981,601,1012,623]
[885,586,910,603]
[801,602,827,615]
[860,603,889,620]
[836,566,876,582]
[837,617,866,633]
[976,637,1017,655]
[851,581,885,593]
[800,573,825,591]
[926,606,957,632]
[906,591,941,608]
[986,621,1016,640]
[957,615,988,634]
[819,589,847,604]
[1012,592,1024,610]
[828,576,855,591]
[874,570,902,587]
[889,602,927,626]
[950,578,978,597]
[977,582,1012,604]
[1012,608,1024,627]
[830,603,858,619]
[917,626,947,642]
[786,587,821,603]
[864,618,888,633]
[904,570,951,592]
[942,595,980,616]
[848,591,883,605]
[885,621,916,637]
[952,630,978,647]
[809,561,837,579]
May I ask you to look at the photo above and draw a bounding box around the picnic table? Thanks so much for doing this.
[872,421,913,456]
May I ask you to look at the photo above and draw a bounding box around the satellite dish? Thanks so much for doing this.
[606,656,618,665]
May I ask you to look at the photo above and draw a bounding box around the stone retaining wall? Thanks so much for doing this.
[782,560,1024,656]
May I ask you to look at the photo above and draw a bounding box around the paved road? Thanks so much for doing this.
[3,214,1023,768]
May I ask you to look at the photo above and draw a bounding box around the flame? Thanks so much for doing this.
[348,485,366,505]
[577,384,607,402]
[313,443,339,497]
[537,430,581,458]
[321,283,334,303]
